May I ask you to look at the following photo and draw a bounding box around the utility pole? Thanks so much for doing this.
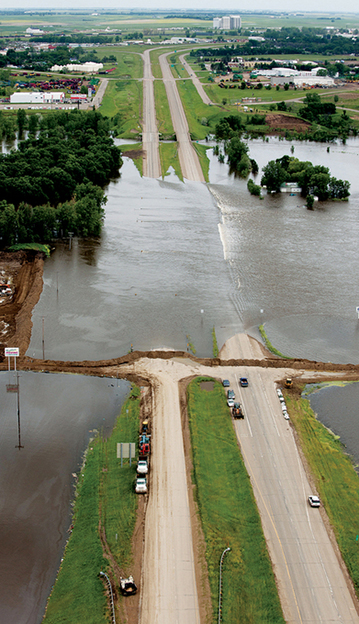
[42,317,45,360]
[15,372,24,450]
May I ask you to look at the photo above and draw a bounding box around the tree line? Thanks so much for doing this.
[0,109,122,247]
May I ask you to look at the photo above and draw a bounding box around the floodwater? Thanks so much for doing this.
[309,382,359,468]
[29,137,359,363]
[0,371,130,624]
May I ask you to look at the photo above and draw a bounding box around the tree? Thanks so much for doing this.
[17,109,27,138]
[277,101,287,112]
[306,194,315,209]
[261,160,287,192]
[225,136,250,175]
[284,83,289,91]
[329,177,350,199]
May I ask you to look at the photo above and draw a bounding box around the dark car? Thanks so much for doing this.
[240,377,248,387]
[227,389,235,399]
[222,379,230,387]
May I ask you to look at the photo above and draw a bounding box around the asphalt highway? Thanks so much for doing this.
[142,50,161,179]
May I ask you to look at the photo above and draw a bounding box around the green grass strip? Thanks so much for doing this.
[287,391,359,595]
[120,142,143,177]
[211,326,219,358]
[192,142,210,182]
[158,142,182,180]
[43,386,140,623]
[187,377,285,623]
[154,80,174,138]
[176,80,229,141]
[259,324,290,359]
[8,242,50,256]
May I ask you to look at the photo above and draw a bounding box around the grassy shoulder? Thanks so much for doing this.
[259,324,290,359]
[150,47,174,79]
[176,80,227,140]
[43,386,140,623]
[187,377,285,624]
[192,142,210,183]
[158,142,182,180]
[100,79,142,138]
[154,80,175,138]
[286,390,359,595]
[97,48,143,80]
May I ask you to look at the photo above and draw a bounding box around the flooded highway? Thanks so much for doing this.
[0,371,130,624]
[29,137,359,364]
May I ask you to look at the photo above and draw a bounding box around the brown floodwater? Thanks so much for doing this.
[0,371,129,624]
[28,137,359,364]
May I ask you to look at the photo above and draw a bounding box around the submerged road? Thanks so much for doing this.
[159,52,205,183]
[142,50,161,179]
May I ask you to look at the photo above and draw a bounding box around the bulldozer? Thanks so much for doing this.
[284,378,293,389]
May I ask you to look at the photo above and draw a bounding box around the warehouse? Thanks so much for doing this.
[10,91,65,104]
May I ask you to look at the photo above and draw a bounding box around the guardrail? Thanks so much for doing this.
[100,571,116,624]
[218,547,231,624]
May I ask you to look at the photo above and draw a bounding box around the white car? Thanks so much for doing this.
[308,495,320,507]
[283,411,290,420]
[227,398,235,408]
[135,477,147,494]
[276,388,283,397]
[281,403,288,412]
[137,460,148,475]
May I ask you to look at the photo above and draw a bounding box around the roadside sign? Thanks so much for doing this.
[5,347,19,357]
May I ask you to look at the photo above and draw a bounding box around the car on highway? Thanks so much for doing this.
[227,389,235,399]
[276,388,283,397]
[308,495,320,507]
[227,398,235,408]
[240,377,249,387]
[283,411,290,420]
[222,379,230,387]
[135,477,147,494]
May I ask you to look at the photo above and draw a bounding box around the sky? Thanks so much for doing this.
[1,0,359,15]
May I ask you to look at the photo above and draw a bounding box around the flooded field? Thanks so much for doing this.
[0,371,129,624]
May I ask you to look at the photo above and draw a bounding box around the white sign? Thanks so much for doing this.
[5,347,19,357]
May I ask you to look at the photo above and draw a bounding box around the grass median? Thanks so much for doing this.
[158,142,182,180]
[176,80,226,140]
[187,377,285,624]
[154,79,174,138]
[43,385,140,623]
[286,390,359,595]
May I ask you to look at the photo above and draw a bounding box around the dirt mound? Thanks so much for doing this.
[265,113,311,132]
[0,251,44,358]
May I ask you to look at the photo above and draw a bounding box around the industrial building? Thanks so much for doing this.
[10,91,65,104]
[213,15,241,30]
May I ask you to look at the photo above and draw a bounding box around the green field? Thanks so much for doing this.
[120,142,143,176]
[97,48,143,80]
[43,385,140,624]
[154,79,174,138]
[187,377,285,624]
[100,79,142,137]
[287,388,359,596]
[158,142,182,180]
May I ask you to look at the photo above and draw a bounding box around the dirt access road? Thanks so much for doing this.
[179,54,213,106]
[159,52,204,183]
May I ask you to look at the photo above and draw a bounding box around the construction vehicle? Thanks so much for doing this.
[141,420,149,434]
[120,576,138,596]
[284,378,293,389]
[139,434,151,458]
[232,403,244,419]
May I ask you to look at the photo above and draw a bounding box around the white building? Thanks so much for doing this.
[10,91,65,104]
[213,15,241,30]
[50,62,103,73]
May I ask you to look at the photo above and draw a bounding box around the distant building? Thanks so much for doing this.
[10,91,65,104]
[213,15,241,30]
[50,62,103,73]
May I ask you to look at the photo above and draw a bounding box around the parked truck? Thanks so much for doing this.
[232,402,244,419]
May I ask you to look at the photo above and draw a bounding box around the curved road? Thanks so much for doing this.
[179,54,213,106]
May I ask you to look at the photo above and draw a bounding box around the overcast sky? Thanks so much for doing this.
[2,0,359,15]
